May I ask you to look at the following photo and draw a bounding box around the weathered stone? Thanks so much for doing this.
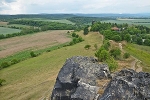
[50,56,150,100]
[99,69,150,100]
[51,56,111,100]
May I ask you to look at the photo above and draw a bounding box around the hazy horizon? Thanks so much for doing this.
[0,0,150,15]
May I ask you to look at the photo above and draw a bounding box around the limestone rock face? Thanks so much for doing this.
[51,56,111,100]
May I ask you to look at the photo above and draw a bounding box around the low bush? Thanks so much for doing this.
[1,62,10,68]
[110,48,121,59]
[94,44,98,50]
[106,57,118,72]
[11,59,19,64]
[46,50,51,52]
[123,52,130,59]
[30,51,37,57]
[84,45,91,50]
[0,79,6,86]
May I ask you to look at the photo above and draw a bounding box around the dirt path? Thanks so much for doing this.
[119,43,142,72]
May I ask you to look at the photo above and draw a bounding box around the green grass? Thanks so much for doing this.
[0,31,103,100]
[124,43,150,72]
[101,19,150,28]
[0,42,70,65]
[0,27,21,35]
[7,24,31,28]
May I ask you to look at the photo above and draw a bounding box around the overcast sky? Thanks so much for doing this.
[0,0,150,14]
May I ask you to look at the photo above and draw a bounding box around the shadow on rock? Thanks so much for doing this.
[50,56,150,100]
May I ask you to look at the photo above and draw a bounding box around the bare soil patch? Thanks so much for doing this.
[0,21,8,26]
[0,30,71,58]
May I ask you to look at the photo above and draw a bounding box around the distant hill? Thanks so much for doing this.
[0,13,150,21]
[0,14,76,20]
[74,13,150,18]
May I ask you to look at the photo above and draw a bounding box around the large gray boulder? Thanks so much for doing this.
[51,56,111,100]
[50,56,150,100]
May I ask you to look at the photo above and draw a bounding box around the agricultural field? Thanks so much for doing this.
[0,21,8,26]
[0,27,21,35]
[101,18,150,28]
[0,21,32,28]
[0,30,71,59]
[0,31,103,100]
[7,24,31,28]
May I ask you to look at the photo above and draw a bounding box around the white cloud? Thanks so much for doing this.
[0,0,150,14]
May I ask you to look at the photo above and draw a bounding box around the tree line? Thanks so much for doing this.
[91,22,150,46]
[67,17,115,25]
[9,20,76,30]
[0,20,79,39]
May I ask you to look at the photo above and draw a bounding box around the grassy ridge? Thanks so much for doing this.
[0,31,103,100]
[124,43,150,72]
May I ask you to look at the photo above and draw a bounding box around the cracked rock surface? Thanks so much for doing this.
[99,69,150,100]
[51,56,110,100]
[50,56,150,100]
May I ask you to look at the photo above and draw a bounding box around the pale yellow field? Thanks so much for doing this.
[0,30,71,58]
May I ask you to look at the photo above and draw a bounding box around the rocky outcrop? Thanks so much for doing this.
[51,56,111,100]
[99,69,150,100]
[50,56,150,100]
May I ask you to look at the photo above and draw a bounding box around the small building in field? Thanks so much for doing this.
[111,27,120,31]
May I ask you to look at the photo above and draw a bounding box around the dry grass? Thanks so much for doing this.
[96,79,110,95]
[0,31,103,100]
[117,57,135,71]
[0,22,8,26]
[0,30,71,58]
[109,40,139,72]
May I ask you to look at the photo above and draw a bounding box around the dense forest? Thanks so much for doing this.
[67,17,115,25]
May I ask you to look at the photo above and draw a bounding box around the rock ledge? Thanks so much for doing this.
[51,56,150,100]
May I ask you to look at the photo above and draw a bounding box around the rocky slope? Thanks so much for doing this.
[50,56,150,100]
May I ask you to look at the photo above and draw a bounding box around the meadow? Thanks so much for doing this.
[0,31,103,100]
[124,43,150,72]
[0,27,21,35]
[102,18,150,28]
